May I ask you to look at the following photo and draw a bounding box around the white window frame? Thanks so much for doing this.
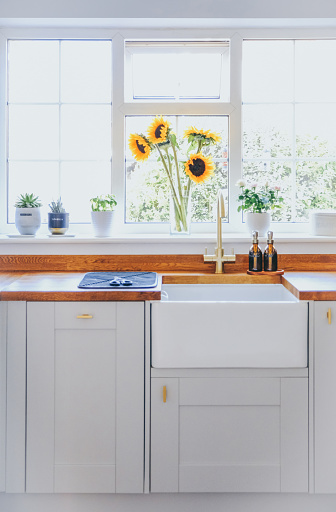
[1,25,336,236]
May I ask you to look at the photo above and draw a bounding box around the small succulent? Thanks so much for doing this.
[90,194,117,212]
[14,193,42,208]
[49,197,66,213]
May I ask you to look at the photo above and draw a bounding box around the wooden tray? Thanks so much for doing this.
[247,269,284,276]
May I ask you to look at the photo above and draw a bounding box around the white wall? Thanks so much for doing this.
[1,0,336,19]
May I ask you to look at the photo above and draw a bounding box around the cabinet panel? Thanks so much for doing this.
[54,330,116,466]
[314,301,336,493]
[151,378,179,493]
[151,376,308,493]
[27,301,144,494]
[0,303,6,493]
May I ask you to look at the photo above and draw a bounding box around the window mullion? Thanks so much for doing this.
[226,32,243,233]
[0,33,8,232]
[111,33,125,233]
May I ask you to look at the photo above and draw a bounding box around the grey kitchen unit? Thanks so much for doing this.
[25,302,144,493]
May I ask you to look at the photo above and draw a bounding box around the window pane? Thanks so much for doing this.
[296,104,336,158]
[8,40,59,103]
[61,41,112,103]
[243,105,293,158]
[296,41,336,102]
[128,42,229,101]
[125,115,228,223]
[132,53,223,100]
[243,40,294,103]
[8,162,59,223]
[9,105,59,160]
[61,105,111,160]
[296,161,336,220]
[60,162,111,223]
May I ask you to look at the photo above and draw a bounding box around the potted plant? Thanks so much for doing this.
[90,194,117,237]
[14,193,42,235]
[48,198,69,235]
[236,180,284,236]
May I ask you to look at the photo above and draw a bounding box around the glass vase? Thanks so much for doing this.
[170,190,191,235]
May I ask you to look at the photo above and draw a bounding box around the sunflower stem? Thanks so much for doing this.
[170,142,188,231]
[156,145,184,224]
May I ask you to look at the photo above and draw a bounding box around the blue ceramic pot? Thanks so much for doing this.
[48,212,69,235]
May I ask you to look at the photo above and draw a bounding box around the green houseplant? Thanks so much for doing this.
[236,181,283,236]
[14,193,42,235]
[90,194,117,237]
[48,198,69,235]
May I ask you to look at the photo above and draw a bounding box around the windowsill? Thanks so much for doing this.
[1,232,336,243]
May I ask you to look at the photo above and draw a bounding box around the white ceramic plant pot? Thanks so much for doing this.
[91,211,114,237]
[245,212,271,237]
[15,207,41,235]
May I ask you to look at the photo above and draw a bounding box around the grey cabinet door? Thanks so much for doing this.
[0,303,6,493]
[151,376,308,493]
[26,301,144,494]
[315,301,336,493]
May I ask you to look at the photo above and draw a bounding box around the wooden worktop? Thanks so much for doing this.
[1,255,336,301]
[0,272,162,301]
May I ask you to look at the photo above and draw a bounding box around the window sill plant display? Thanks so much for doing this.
[128,116,220,234]
[14,193,42,235]
[236,180,284,236]
[48,198,69,235]
[90,194,117,237]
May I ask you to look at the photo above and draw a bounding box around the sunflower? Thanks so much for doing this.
[183,127,221,143]
[184,153,215,184]
[147,116,170,144]
[128,133,151,161]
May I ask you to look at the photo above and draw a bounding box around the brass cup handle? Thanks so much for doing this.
[77,314,93,319]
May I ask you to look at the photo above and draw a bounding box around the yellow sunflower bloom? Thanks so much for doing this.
[184,153,215,184]
[147,116,170,144]
[128,133,151,161]
[183,126,221,143]
[203,129,221,143]
[183,126,199,138]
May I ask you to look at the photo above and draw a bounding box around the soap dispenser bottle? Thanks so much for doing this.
[249,231,262,272]
[264,230,278,272]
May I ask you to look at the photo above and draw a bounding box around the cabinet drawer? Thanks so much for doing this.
[55,302,117,330]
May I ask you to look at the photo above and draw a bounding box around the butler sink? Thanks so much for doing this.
[151,284,307,368]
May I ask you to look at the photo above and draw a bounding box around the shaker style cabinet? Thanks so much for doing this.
[151,376,308,493]
[26,301,144,494]
[0,303,6,493]
[314,301,336,493]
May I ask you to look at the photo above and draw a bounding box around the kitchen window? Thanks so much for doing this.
[242,39,336,224]
[2,29,336,235]
[7,39,112,225]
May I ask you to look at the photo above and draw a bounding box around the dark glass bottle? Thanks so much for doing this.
[249,231,262,272]
[264,230,278,272]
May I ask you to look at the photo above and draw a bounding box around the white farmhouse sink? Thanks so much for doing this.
[151,284,307,368]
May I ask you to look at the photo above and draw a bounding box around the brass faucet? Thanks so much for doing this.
[204,189,236,273]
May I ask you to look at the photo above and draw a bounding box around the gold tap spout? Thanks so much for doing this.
[204,189,236,273]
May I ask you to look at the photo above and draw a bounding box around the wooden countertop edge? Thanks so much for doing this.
[2,270,336,301]
[0,290,162,301]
